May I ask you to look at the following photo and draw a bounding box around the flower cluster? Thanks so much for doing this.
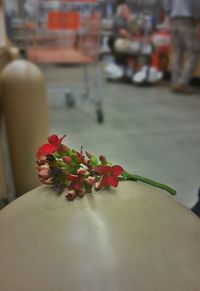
[36,134,177,201]
[36,134,124,201]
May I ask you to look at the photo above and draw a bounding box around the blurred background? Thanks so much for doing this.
[0,0,200,211]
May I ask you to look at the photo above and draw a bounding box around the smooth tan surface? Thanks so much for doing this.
[0,49,8,199]
[1,60,49,196]
[0,182,200,291]
[0,145,7,199]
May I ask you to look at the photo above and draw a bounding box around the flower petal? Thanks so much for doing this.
[106,175,119,187]
[48,134,59,146]
[37,144,58,158]
[94,166,111,175]
[67,174,78,181]
[74,182,82,190]
[111,165,124,177]
[38,168,49,179]
[99,175,108,188]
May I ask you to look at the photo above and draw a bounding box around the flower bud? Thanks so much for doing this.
[39,168,49,179]
[63,156,72,164]
[48,134,59,145]
[100,155,106,164]
[77,167,87,175]
[37,155,47,165]
[86,151,93,158]
[59,144,69,152]
[65,190,76,201]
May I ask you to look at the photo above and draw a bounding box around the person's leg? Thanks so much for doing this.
[171,19,184,87]
[114,39,132,80]
[179,20,200,86]
[5,12,13,41]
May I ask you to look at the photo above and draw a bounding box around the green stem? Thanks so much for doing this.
[121,171,176,196]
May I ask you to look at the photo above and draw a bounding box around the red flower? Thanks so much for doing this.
[48,134,66,147]
[36,134,66,159]
[37,143,58,159]
[94,165,124,188]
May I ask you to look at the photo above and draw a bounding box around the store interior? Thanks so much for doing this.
[1,2,200,290]
[0,0,200,212]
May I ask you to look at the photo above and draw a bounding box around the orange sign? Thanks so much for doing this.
[48,12,80,30]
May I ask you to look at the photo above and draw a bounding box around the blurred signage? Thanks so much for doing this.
[48,11,80,30]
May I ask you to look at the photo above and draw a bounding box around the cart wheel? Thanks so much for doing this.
[65,92,75,108]
[96,108,104,124]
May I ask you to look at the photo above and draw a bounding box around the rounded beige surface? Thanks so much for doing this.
[0,182,200,291]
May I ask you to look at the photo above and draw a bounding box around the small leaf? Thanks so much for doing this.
[90,156,98,167]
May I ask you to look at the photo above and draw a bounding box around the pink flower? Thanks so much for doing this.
[37,166,53,185]
[94,165,124,188]
[38,167,49,179]
[36,155,47,165]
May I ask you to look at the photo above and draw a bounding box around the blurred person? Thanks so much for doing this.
[24,0,39,19]
[112,4,136,54]
[24,0,44,28]
[164,0,200,94]
[4,0,17,41]
[107,3,139,80]
[24,0,44,22]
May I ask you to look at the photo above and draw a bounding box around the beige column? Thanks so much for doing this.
[0,1,8,200]
[1,60,49,197]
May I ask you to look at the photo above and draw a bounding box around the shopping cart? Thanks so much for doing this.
[23,0,104,123]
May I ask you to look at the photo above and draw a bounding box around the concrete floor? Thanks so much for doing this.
[41,64,200,209]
